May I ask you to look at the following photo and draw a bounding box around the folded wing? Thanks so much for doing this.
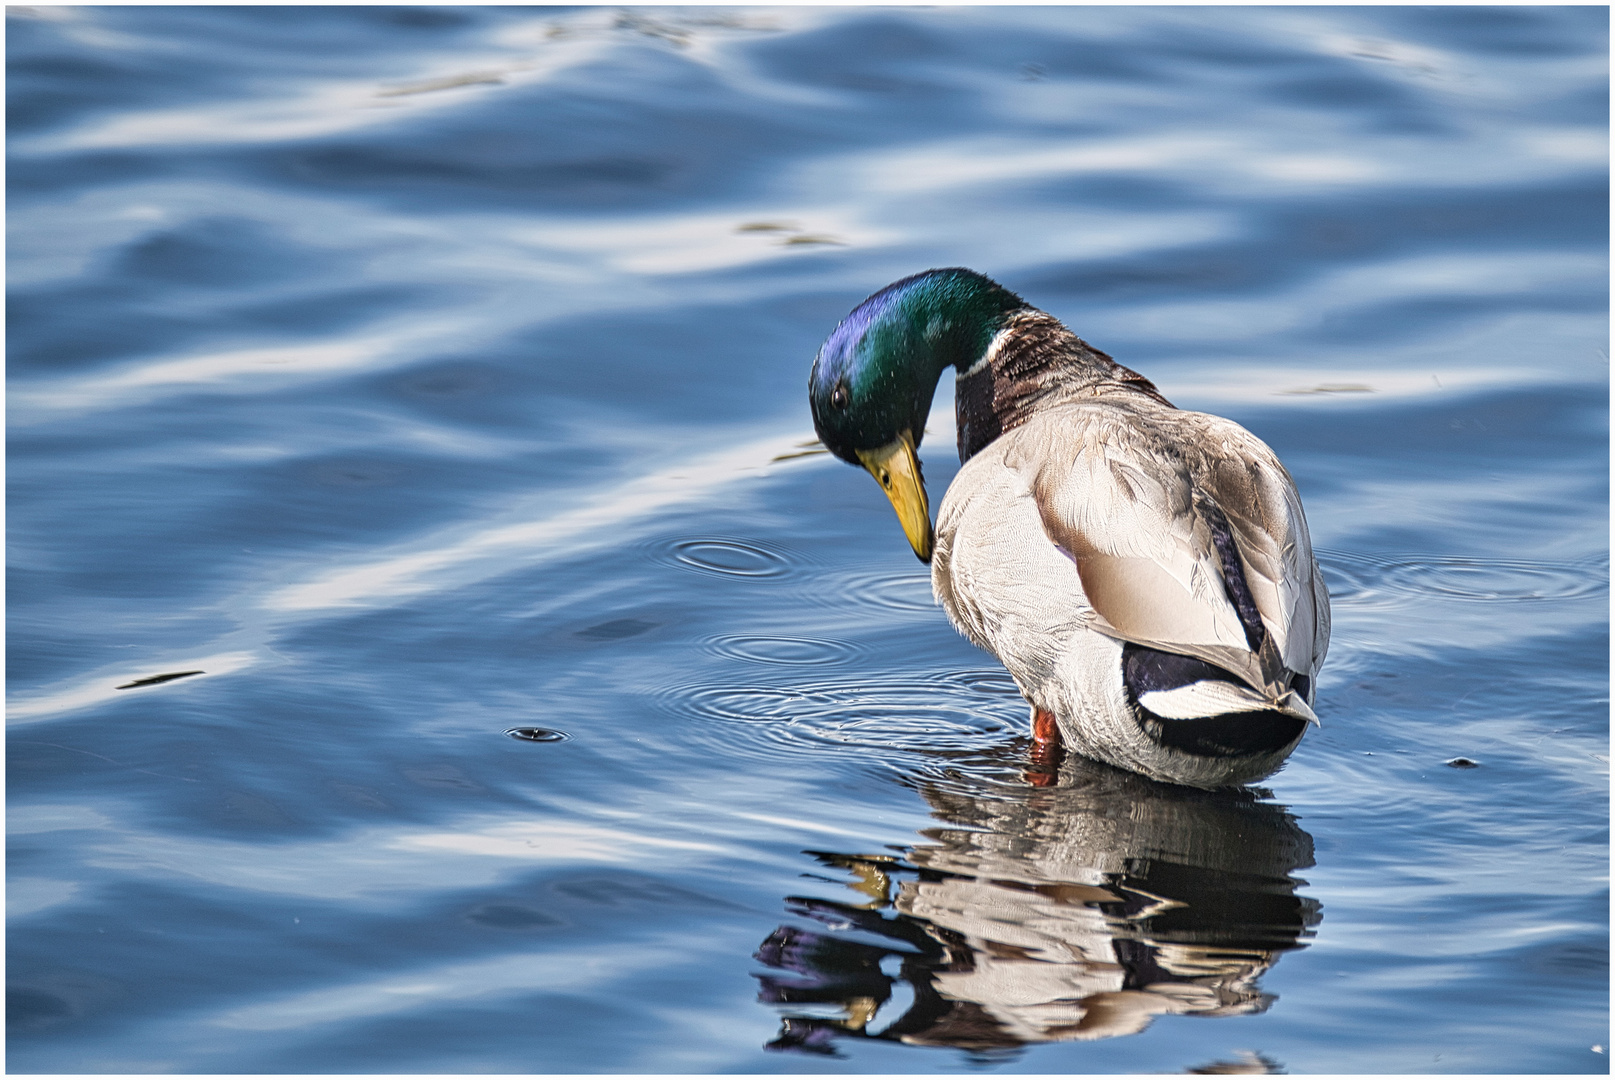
[1011,403,1327,706]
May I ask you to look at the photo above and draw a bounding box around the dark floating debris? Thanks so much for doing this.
[781,233,845,246]
[1444,757,1480,769]
[505,727,569,743]
[116,670,204,690]
[734,222,846,247]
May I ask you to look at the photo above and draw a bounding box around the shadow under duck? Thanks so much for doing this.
[809,268,1329,788]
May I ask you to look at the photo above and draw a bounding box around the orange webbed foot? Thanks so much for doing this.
[1024,706,1064,787]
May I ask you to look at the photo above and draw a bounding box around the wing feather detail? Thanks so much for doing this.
[1005,402,1326,702]
[1183,414,1329,688]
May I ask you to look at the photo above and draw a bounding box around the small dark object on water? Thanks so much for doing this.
[116,670,204,689]
[505,727,569,743]
[1444,757,1480,769]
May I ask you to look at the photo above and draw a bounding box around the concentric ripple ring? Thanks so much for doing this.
[666,537,793,579]
[707,634,860,666]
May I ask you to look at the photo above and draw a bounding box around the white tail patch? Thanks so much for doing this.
[1139,680,1319,725]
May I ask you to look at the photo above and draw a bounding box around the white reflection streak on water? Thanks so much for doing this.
[397,821,724,859]
[7,878,82,919]
[84,816,731,902]
[723,808,890,840]
[8,804,117,834]
[1168,362,1580,406]
[9,40,1603,426]
[834,128,1605,200]
[1124,252,1608,344]
[515,209,905,276]
[18,786,909,919]
[10,333,422,416]
[7,652,259,724]
[11,781,916,922]
[5,429,835,722]
[1154,310,1606,408]
[208,943,690,1032]
[262,429,830,612]
[15,7,840,157]
[1311,471,1606,561]
[12,191,1599,424]
[14,16,619,154]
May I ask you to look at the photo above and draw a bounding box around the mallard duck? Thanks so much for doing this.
[809,268,1329,788]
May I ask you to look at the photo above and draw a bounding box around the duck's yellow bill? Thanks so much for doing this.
[856,431,933,563]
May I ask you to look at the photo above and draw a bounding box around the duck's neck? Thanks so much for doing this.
[953,310,1174,462]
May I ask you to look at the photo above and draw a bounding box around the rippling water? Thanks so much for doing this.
[8,6,1608,1073]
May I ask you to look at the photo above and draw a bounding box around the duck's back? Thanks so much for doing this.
[932,394,1329,785]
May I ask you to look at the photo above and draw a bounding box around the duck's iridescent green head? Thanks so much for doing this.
[809,268,1024,462]
[809,268,1025,562]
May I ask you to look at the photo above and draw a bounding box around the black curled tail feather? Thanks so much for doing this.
[1121,643,1307,758]
[1196,495,1267,654]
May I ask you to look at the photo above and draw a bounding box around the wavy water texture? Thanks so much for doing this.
[7,7,1607,1074]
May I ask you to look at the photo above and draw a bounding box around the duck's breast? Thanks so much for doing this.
[931,427,1097,694]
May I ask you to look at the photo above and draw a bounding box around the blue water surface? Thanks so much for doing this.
[7,6,1608,1073]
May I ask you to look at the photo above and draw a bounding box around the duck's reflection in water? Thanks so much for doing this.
[754,757,1320,1057]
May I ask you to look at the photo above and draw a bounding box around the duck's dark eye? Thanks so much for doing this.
[830,383,849,410]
